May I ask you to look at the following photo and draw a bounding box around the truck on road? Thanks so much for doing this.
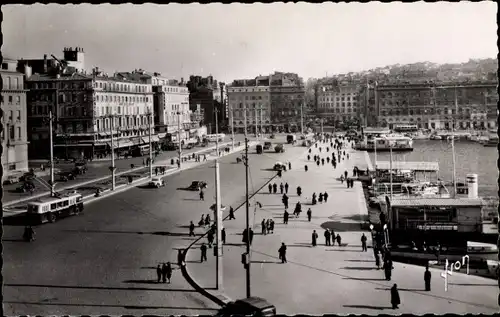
[286,134,297,144]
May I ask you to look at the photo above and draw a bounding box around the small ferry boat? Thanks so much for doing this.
[355,135,413,152]
[483,137,498,147]
[429,134,442,140]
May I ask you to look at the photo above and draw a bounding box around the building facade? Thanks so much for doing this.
[374,81,498,130]
[1,58,29,175]
[227,77,272,134]
[25,68,156,160]
[269,72,305,133]
[317,83,360,123]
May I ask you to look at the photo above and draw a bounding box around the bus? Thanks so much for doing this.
[393,124,418,133]
[27,192,84,224]
[204,134,225,142]
[129,144,150,157]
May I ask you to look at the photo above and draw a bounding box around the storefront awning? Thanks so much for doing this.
[151,136,160,142]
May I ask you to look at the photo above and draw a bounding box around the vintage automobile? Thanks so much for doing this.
[73,161,88,174]
[187,180,208,191]
[274,144,285,153]
[59,171,77,182]
[16,181,36,193]
[273,162,286,171]
[263,142,272,150]
[149,177,165,188]
[217,296,276,317]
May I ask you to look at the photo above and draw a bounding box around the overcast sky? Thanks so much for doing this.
[2,2,497,82]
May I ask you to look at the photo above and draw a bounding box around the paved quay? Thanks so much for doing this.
[183,139,499,315]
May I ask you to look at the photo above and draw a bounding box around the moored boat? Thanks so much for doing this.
[355,135,413,152]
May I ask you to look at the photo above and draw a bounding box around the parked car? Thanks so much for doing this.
[210,204,227,212]
[16,181,35,193]
[149,177,165,188]
[273,162,285,171]
[3,174,21,185]
[217,296,276,317]
[274,144,285,153]
[74,161,88,175]
[263,142,272,150]
[187,181,208,191]
[269,134,275,139]
[59,171,76,182]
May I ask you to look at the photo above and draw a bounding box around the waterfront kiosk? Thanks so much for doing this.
[381,197,485,252]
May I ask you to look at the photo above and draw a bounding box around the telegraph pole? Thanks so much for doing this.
[300,102,304,135]
[244,135,251,298]
[48,111,55,196]
[254,108,258,138]
[260,107,263,137]
[148,112,153,178]
[230,103,235,150]
[110,115,116,191]
[214,106,223,289]
[177,111,182,169]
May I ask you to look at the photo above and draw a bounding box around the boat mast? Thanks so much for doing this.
[451,88,458,198]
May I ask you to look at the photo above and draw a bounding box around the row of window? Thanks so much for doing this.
[96,94,150,103]
[2,76,22,90]
[31,81,90,90]
[231,110,269,118]
[164,95,189,102]
[319,96,357,102]
[161,86,188,94]
[95,81,150,93]
[96,106,152,117]
[318,102,357,107]
[2,94,22,104]
[379,107,493,116]
[96,116,153,131]
[2,125,22,141]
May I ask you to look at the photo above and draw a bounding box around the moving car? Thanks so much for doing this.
[273,162,285,171]
[286,134,297,144]
[149,177,165,188]
[73,161,88,174]
[188,181,208,191]
[274,144,285,153]
[217,297,276,317]
[16,181,35,193]
[210,204,227,212]
[263,142,272,150]
[4,174,21,185]
[256,144,263,154]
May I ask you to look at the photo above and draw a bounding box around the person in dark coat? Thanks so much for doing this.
[279,242,287,263]
[268,183,272,194]
[312,230,318,246]
[189,221,195,236]
[283,210,289,224]
[309,148,312,153]
[305,164,308,172]
[199,215,205,227]
[177,249,185,267]
[282,194,289,209]
[270,219,275,233]
[205,214,211,227]
[242,228,248,244]
[280,183,284,194]
[199,190,204,201]
[307,155,311,161]
[165,262,173,283]
[375,249,381,269]
[336,234,342,246]
[221,228,226,244]
[344,170,348,179]
[318,193,323,203]
[161,263,168,283]
[323,192,329,202]
[249,228,254,244]
[273,183,278,194]
[424,264,432,291]
[297,186,302,196]
[312,192,317,205]
[284,182,289,194]
[321,158,325,165]
[390,284,401,309]
[361,233,368,251]
[157,264,162,283]
[261,219,267,235]
[316,160,320,166]
[288,162,291,170]
[384,259,393,280]
[229,206,235,220]
[266,219,271,234]
[324,229,331,246]
[200,243,208,262]
[307,208,312,222]
[207,230,214,248]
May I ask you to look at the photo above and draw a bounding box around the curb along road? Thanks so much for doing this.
[3,142,236,209]
[180,141,316,307]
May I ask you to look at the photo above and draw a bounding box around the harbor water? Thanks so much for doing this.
[367,139,498,198]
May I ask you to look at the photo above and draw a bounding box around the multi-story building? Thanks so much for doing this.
[373,81,498,130]
[227,76,272,134]
[317,83,360,123]
[25,65,156,160]
[1,58,29,176]
[269,72,305,133]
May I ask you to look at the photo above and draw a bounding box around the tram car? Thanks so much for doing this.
[26,192,84,224]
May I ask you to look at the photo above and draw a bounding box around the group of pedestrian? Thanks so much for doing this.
[154,166,167,176]
[156,262,173,283]
[261,218,275,235]
[198,214,211,227]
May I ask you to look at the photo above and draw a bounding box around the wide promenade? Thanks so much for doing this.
[184,140,499,315]
[3,135,303,315]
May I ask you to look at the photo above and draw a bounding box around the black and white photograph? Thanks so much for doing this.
[1,2,498,315]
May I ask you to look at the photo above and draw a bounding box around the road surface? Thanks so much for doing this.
[3,135,305,315]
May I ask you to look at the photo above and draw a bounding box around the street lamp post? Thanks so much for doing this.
[148,111,153,178]
[177,111,182,169]
[389,141,393,199]
[214,103,223,289]
[230,102,235,150]
[109,115,116,191]
[48,111,56,196]
[301,102,304,135]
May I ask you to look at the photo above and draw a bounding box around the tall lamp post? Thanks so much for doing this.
[177,111,182,169]
[147,110,153,178]
[108,114,116,191]
[214,102,223,289]
[230,102,235,150]
[47,111,56,196]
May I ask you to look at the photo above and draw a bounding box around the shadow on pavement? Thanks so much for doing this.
[342,277,387,281]
[61,229,196,237]
[343,304,392,310]
[375,287,424,292]
[223,243,245,247]
[3,215,29,226]
[342,266,379,271]
[5,282,197,293]
[290,243,313,248]
[2,238,26,242]
[345,259,374,262]
[320,221,365,232]
[343,214,369,222]
[326,248,360,252]
[448,283,497,287]
[251,260,281,264]
[3,300,218,310]
[182,198,201,201]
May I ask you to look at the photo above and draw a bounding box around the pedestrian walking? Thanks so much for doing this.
[207,230,214,248]
[280,183,284,194]
[242,228,248,244]
[284,182,289,194]
[282,194,289,209]
[156,264,162,283]
[390,284,401,309]
[297,186,302,196]
[165,262,173,283]
[424,264,432,291]
[307,208,312,222]
[189,221,195,236]
[249,228,254,244]
[278,242,287,263]
[312,230,318,247]
[383,258,393,280]
[327,157,330,163]
[200,243,208,262]
[268,183,272,194]
[273,183,278,194]
[318,193,323,203]
[330,229,335,245]
[324,229,331,246]
[177,249,185,267]
[361,233,368,251]
[205,214,211,227]
[261,219,267,235]
[336,234,342,246]
[288,162,291,170]
[321,158,325,165]
[200,190,205,201]
[229,206,236,220]
[222,228,226,244]
[270,219,275,233]
[307,155,311,161]
[283,210,289,224]
[161,263,168,283]
[317,160,320,166]
[323,192,329,203]
[266,219,271,234]
[344,170,348,179]
[199,214,205,227]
